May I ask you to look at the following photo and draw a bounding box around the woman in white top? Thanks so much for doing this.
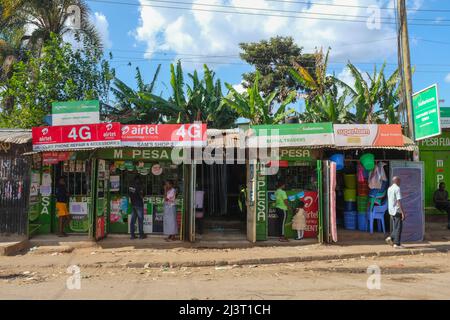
[163,180,178,241]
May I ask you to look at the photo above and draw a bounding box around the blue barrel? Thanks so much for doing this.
[344,211,357,230]
[344,201,357,212]
[357,213,367,231]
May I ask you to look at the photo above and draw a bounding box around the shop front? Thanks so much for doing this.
[418,130,450,211]
[246,123,335,242]
[29,122,207,241]
[322,124,424,243]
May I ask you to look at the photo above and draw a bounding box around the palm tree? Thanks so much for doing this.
[109,65,162,124]
[222,71,296,125]
[2,0,101,49]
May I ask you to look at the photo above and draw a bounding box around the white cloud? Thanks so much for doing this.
[92,12,112,49]
[232,83,246,94]
[445,73,450,83]
[133,0,409,67]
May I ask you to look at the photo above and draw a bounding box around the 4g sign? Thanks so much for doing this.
[33,123,121,151]
[121,123,207,147]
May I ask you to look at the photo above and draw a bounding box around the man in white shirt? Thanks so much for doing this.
[385,176,406,248]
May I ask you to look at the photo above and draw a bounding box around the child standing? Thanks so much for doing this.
[292,201,307,240]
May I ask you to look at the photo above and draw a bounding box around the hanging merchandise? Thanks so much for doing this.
[329,154,344,171]
[110,175,120,192]
[368,162,388,190]
[357,163,365,183]
[360,153,375,171]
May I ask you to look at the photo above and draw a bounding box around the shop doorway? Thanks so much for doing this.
[196,164,247,239]
[52,160,93,236]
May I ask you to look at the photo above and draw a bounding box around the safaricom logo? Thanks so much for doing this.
[336,128,371,136]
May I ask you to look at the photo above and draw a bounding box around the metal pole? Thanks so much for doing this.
[397,0,415,140]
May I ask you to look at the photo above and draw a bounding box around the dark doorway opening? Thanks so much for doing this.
[196,164,246,240]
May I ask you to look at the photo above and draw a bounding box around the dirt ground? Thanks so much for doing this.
[1,249,449,299]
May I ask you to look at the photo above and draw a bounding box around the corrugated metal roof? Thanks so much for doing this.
[0,129,32,144]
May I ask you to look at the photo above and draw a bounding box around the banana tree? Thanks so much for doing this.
[289,48,334,101]
[223,71,296,125]
[300,85,355,124]
[109,65,163,124]
[142,61,238,127]
[374,69,401,124]
[333,62,386,124]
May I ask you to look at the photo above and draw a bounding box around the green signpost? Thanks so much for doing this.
[412,84,441,141]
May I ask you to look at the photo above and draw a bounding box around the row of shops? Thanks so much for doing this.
[1,121,449,244]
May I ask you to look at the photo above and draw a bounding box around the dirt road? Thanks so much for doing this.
[1,250,449,299]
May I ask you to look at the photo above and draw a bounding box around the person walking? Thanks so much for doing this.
[433,182,450,230]
[129,175,146,240]
[163,180,178,241]
[56,177,71,237]
[275,182,291,242]
[385,176,406,249]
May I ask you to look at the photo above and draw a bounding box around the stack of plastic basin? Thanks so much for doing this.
[357,196,369,213]
[357,213,367,231]
[344,211,357,230]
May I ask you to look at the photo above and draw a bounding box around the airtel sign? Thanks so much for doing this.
[32,123,121,151]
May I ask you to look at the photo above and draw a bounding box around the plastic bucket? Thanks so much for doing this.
[357,213,367,231]
[344,211,357,230]
[344,174,357,189]
[344,201,357,212]
[330,154,344,171]
[344,189,357,202]
[360,153,375,171]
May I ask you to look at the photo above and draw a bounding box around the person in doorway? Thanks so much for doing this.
[56,178,71,237]
[275,182,291,242]
[434,182,450,229]
[129,176,146,240]
[164,180,178,241]
[292,201,307,240]
[385,176,406,249]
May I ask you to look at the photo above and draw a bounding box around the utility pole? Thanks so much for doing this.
[397,0,415,139]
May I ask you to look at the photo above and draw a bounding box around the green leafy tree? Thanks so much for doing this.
[223,71,296,125]
[240,36,315,102]
[0,33,114,128]
[375,69,401,124]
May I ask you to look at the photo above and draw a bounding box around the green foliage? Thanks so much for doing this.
[300,85,354,124]
[223,71,296,125]
[139,61,238,128]
[240,36,315,102]
[0,33,114,128]
[109,65,163,124]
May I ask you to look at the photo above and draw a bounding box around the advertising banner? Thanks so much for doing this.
[52,100,100,126]
[412,84,441,141]
[390,161,425,242]
[334,124,404,147]
[32,123,121,151]
[248,123,334,147]
[121,123,207,147]
[441,107,450,129]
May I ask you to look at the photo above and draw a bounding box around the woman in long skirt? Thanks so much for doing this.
[163,180,178,241]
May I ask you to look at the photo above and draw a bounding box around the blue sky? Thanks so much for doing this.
[87,0,450,109]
